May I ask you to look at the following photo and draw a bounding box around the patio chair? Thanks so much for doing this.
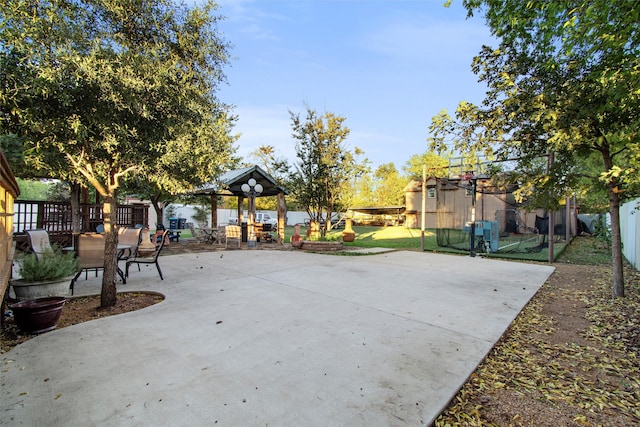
[117,227,141,262]
[225,225,241,249]
[126,229,170,280]
[154,223,172,245]
[260,223,274,243]
[25,229,53,261]
[70,233,106,295]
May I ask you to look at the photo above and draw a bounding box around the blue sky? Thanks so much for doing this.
[213,0,495,172]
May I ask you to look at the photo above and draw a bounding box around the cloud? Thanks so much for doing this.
[218,0,288,41]
[356,14,494,63]
[232,104,297,163]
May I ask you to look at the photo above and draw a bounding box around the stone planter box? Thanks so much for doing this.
[299,241,344,251]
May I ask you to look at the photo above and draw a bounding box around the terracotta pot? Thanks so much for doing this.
[9,297,66,334]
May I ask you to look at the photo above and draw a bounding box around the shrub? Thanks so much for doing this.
[18,247,80,282]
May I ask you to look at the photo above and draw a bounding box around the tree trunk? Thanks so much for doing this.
[608,187,625,297]
[100,195,118,307]
[70,183,82,233]
[601,143,625,298]
[151,194,163,227]
[211,195,218,229]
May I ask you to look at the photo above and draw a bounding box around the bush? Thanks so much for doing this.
[18,248,80,282]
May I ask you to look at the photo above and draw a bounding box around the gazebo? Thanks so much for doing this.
[193,166,288,244]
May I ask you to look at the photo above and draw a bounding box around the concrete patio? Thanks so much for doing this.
[1,249,554,426]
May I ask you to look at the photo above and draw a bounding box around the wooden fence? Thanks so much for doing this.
[13,200,149,251]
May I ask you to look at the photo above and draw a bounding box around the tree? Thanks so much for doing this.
[250,145,291,187]
[351,172,376,207]
[434,0,640,297]
[289,106,367,235]
[123,112,238,224]
[1,0,234,306]
[373,163,408,206]
[403,150,451,180]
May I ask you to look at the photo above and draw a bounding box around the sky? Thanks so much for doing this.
[212,0,496,172]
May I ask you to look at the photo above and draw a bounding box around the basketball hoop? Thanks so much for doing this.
[459,172,474,187]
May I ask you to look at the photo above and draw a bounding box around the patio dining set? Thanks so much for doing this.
[188,223,275,248]
[23,227,169,295]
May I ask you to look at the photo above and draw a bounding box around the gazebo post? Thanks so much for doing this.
[237,195,244,224]
[277,193,286,244]
[210,195,218,229]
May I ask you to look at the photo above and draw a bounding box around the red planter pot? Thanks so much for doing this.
[9,297,66,334]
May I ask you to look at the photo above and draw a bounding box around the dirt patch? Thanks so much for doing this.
[434,252,640,426]
[1,292,163,353]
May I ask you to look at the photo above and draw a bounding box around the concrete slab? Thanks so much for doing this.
[1,250,554,426]
[342,247,396,254]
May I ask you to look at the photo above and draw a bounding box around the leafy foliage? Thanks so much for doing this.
[0,0,235,306]
[432,0,639,297]
[289,106,368,235]
[403,151,450,180]
[15,178,51,201]
[18,248,79,282]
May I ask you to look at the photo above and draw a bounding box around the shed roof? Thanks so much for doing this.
[348,206,406,215]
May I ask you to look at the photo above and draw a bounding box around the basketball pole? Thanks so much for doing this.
[469,174,477,257]
[421,164,426,251]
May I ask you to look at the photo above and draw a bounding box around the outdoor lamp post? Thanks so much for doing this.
[241,178,263,248]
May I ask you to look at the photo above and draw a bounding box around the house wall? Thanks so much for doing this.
[0,151,20,301]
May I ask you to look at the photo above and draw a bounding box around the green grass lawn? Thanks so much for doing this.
[287,225,571,262]
[555,235,612,265]
[182,225,600,263]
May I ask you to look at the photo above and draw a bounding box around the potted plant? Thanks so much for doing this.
[11,247,80,301]
[9,296,67,334]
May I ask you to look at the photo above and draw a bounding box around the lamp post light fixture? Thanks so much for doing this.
[241,178,263,248]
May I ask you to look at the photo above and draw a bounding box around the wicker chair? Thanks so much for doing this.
[225,225,241,248]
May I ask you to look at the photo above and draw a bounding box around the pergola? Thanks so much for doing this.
[193,166,288,244]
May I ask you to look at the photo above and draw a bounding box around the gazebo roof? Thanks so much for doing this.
[193,165,288,197]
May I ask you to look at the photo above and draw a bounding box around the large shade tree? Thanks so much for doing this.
[431,0,639,297]
[124,113,239,225]
[1,0,235,306]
